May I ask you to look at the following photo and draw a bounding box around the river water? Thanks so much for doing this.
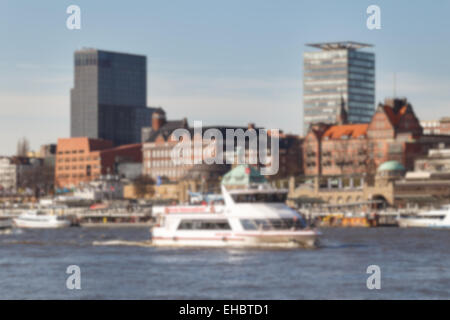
[0,227,449,299]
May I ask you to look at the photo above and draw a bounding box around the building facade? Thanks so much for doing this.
[393,147,450,206]
[142,110,303,185]
[55,137,142,189]
[303,97,450,179]
[0,157,18,192]
[70,48,156,145]
[414,147,450,172]
[303,41,375,131]
[297,98,450,208]
[0,156,46,194]
[421,118,450,135]
[142,109,191,181]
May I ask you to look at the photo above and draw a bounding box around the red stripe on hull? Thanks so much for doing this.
[152,236,245,241]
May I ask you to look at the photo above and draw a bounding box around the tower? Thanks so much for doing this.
[303,41,375,132]
[70,48,155,145]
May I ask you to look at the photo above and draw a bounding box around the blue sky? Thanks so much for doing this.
[1,0,450,154]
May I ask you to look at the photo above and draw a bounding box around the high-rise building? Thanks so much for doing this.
[55,137,142,188]
[303,41,375,131]
[70,48,156,146]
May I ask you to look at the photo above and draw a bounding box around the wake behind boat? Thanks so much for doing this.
[398,205,450,228]
[13,210,71,229]
[151,173,320,248]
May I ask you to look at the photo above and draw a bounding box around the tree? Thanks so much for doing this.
[132,175,155,198]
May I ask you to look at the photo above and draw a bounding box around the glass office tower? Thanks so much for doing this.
[71,48,154,145]
[303,42,375,131]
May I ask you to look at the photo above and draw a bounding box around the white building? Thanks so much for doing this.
[0,157,17,192]
[0,156,44,194]
[74,175,124,200]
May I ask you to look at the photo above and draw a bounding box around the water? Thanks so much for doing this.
[0,227,449,299]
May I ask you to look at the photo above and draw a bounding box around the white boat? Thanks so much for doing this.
[397,206,450,228]
[13,210,71,229]
[151,185,320,248]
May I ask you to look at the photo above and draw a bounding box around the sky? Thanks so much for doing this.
[1,0,450,155]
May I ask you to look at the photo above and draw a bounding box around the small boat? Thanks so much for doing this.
[397,205,450,228]
[151,184,320,248]
[13,210,71,229]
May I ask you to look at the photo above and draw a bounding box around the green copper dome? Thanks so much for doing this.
[221,164,267,186]
[377,161,405,172]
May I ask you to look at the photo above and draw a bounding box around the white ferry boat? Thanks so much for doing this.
[397,205,450,228]
[13,210,71,229]
[151,184,319,248]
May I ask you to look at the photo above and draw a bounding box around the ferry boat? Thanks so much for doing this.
[13,210,71,229]
[397,205,450,228]
[151,184,319,248]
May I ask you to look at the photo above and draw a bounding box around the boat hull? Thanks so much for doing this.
[398,218,450,228]
[13,218,71,229]
[151,230,319,248]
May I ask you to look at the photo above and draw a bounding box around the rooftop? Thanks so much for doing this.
[323,124,369,139]
[144,119,189,142]
[221,164,268,186]
[306,41,373,50]
[76,48,146,58]
[377,161,405,172]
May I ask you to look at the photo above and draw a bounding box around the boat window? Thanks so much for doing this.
[231,193,287,203]
[177,219,231,230]
[253,219,272,230]
[279,218,306,229]
[400,214,445,220]
[240,218,306,230]
[418,215,444,220]
[240,219,258,230]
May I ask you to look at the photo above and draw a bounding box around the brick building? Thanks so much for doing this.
[141,109,191,181]
[303,98,450,177]
[142,110,303,183]
[55,137,142,189]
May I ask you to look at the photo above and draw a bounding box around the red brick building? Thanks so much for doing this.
[142,110,303,182]
[55,137,142,188]
[303,98,450,177]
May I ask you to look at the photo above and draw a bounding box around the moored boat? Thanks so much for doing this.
[397,205,450,228]
[13,210,71,229]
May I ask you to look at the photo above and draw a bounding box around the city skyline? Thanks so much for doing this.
[1,1,450,155]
